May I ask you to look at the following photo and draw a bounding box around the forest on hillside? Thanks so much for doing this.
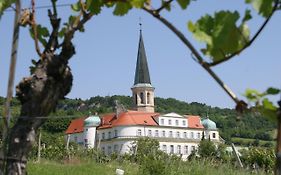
[0,95,276,146]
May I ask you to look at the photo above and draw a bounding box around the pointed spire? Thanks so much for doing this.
[134,25,151,85]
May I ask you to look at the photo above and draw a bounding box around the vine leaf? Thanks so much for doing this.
[188,10,251,62]
[86,0,103,15]
[0,0,15,17]
[246,0,274,17]
[177,0,191,9]
[113,2,132,16]
[29,25,50,47]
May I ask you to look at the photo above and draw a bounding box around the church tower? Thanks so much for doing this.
[131,28,155,113]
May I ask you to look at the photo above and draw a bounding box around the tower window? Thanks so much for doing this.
[140,92,144,104]
[135,94,138,105]
[147,92,150,104]
[212,133,216,138]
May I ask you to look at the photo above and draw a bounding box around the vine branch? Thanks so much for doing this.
[143,6,243,107]
[156,0,174,13]
[31,0,42,56]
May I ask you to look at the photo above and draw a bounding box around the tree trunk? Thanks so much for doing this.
[5,46,74,174]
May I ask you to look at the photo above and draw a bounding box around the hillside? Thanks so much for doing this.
[0,95,276,146]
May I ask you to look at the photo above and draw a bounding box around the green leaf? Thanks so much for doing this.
[71,1,81,12]
[58,27,66,38]
[29,25,49,47]
[244,88,263,102]
[266,87,280,95]
[246,0,274,17]
[130,0,147,8]
[37,25,49,37]
[177,0,190,9]
[188,11,251,62]
[260,98,277,122]
[113,2,132,16]
[0,0,15,17]
[86,0,103,15]
[242,9,252,23]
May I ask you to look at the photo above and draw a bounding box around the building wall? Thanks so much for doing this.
[98,126,204,141]
[83,126,97,148]
[97,125,207,159]
[157,116,188,128]
[68,132,84,145]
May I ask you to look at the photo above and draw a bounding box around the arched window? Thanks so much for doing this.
[135,94,138,105]
[140,92,144,104]
[147,92,150,104]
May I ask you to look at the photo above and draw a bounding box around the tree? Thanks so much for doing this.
[198,140,217,158]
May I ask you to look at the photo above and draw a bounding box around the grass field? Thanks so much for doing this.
[27,159,271,175]
[231,137,275,147]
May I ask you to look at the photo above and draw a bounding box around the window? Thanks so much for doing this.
[197,132,200,139]
[162,130,166,137]
[108,132,112,139]
[74,136,78,142]
[147,92,150,104]
[183,132,187,138]
[102,147,105,154]
[155,130,159,137]
[140,92,144,104]
[191,146,196,151]
[212,133,216,139]
[135,94,138,105]
[170,145,174,154]
[108,146,112,154]
[114,145,118,153]
[177,145,181,154]
[175,120,179,126]
[84,139,88,143]
[102,133,105,140]
[176,131,180,138]
[137,129,142,136]
[163,145,167,153]
[182,120,186,126]
[168,119,172,125]
[169,131,173,138]
[161,119,164,125]
[184,146,188,155]
[191,132,194,139]
[114,130,118,137]
[148,130,152,137]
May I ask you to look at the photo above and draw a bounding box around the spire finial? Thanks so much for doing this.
[139,17,142,32]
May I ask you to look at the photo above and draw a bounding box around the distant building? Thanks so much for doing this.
[66,28,220,160]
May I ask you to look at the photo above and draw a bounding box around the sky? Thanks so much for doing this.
[0,0,280,109]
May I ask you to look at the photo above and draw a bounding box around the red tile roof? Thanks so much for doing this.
[65,112,204,134]
[65,117,87,134]
[185,115,204,129]
[98,110,159,129]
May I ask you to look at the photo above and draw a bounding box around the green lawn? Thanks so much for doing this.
[27,159,270,175]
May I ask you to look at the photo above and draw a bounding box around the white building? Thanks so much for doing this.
[66,29,220,160]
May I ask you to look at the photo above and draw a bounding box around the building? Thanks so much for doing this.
[65,29,220,160]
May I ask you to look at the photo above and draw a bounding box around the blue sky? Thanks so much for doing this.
[0,0,280,108]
